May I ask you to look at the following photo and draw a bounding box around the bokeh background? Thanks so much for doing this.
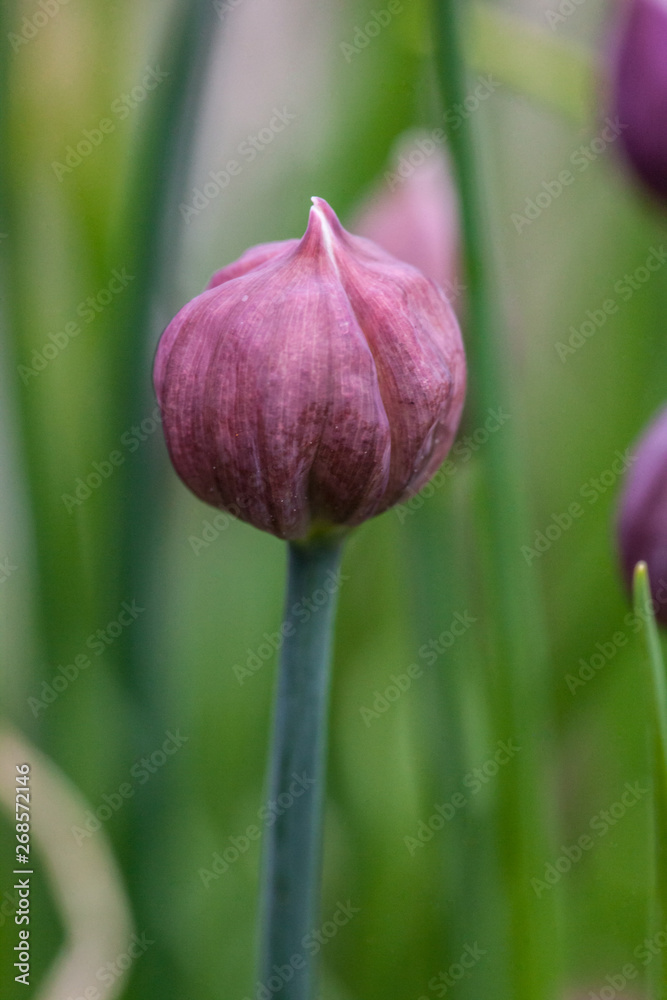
[1,0,665,998]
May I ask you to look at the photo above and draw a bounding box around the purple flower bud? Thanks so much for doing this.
[352,135,460,297]
[613,0,667,203]
[154,198,466,540]
[617,406,667,622]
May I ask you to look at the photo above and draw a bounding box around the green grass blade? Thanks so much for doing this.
[633,561,667,1000]
[431,2,559,996]
[107,6,222,1000]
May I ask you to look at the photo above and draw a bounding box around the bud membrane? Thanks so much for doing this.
[613,0,667,203]
[154,198,466,540]
[617,405,667,623]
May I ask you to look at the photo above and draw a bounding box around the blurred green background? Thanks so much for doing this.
[0,0,665,998]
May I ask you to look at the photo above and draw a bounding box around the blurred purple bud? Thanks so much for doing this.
[154,197,466,541]
[617,405,667,622]
[352,133,461,300]
[613,0,667,203]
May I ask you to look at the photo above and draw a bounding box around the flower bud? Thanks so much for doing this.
[352,133,460,299]
[154,197,466,540]
[612,0,667,203]
[617,405,667,622]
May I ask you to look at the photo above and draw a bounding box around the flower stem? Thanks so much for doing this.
[260,537,345,999]
[432,3,558,997]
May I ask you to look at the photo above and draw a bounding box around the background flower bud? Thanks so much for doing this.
[352,132,461,301]
[612,0,667,203]
[155,197,466,541]
[617,405,667,622]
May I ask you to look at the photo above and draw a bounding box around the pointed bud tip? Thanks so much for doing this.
[308,196,342,231]
[310,195,334,213]
[299,197,344,262]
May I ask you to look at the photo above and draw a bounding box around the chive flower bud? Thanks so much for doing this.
[154,197,466,540]
[617,405,667,622]
[352,135,460,296]
[612,0,667,203]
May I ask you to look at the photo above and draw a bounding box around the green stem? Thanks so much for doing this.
[260,538,345,999]
[633,562,667,1000]
[432,3,557,998]
[406,496,498,1000]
